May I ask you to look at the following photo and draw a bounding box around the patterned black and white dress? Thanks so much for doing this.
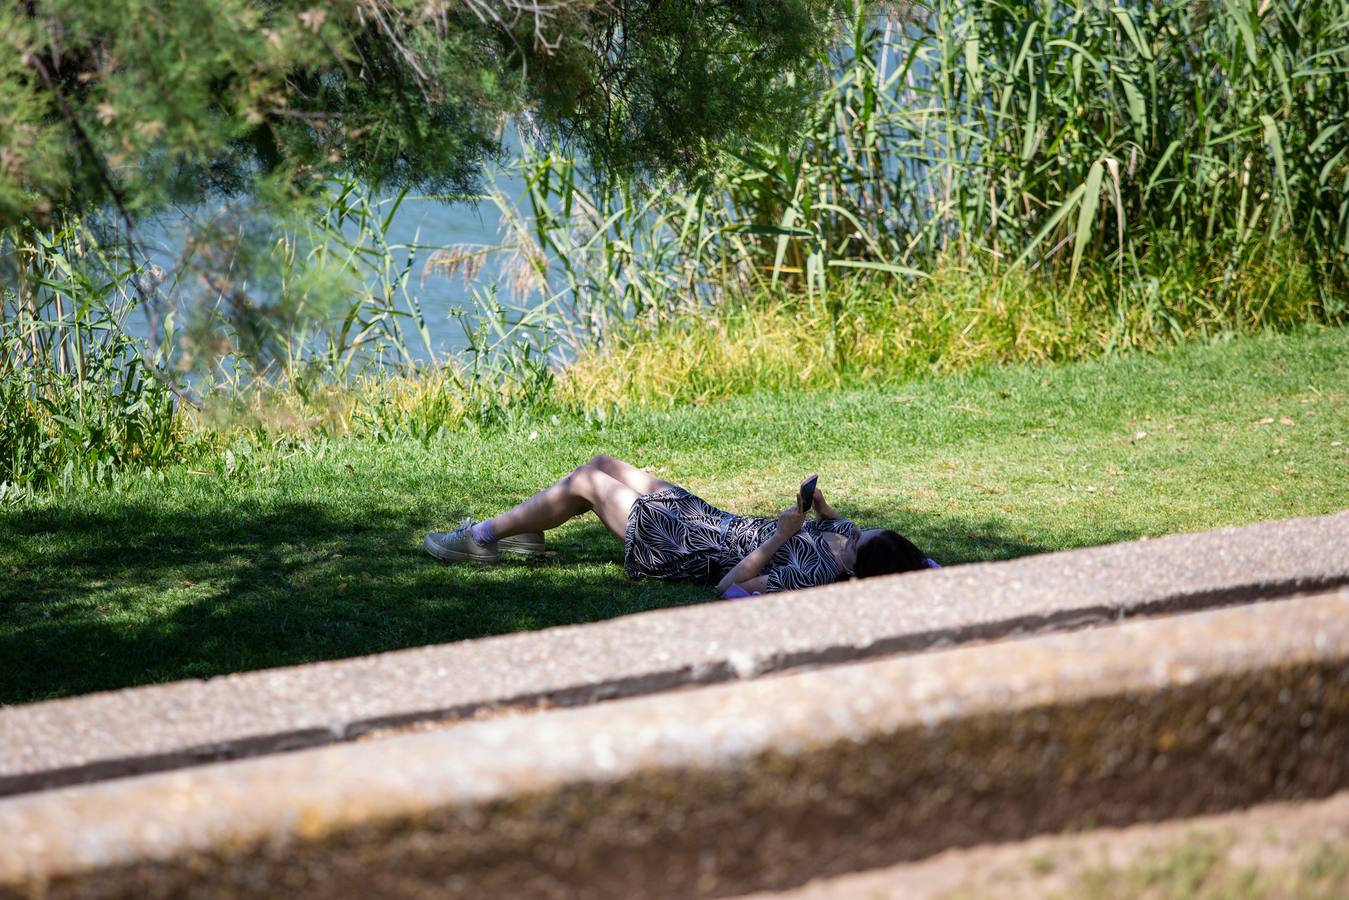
[622,485,860,592]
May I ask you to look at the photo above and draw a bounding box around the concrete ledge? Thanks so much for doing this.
[2,589,1347,899]
[3,510,1347,797]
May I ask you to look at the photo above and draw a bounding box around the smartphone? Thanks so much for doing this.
[797,474,819,514]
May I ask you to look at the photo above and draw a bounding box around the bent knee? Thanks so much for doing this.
[567,463,601,493]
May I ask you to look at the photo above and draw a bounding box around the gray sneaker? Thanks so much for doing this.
[498,532,546,557]
[424,519,500,565]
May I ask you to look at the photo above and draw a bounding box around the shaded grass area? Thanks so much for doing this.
[2,327,1347,705]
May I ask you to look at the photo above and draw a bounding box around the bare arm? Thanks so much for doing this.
[812,488,840,520]
[716,507,804,594]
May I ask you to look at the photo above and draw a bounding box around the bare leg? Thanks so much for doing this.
[488,457,640,540]
[587,454,674,495]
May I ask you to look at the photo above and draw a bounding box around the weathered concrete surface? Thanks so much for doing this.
[1,589,1346,900]
[733,790,1349,899]
[3,510,1347,797]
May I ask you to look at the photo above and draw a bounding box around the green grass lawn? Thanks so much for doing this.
[2,327,1347,705]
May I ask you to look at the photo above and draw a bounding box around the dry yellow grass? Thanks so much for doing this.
[557,252,1329,412]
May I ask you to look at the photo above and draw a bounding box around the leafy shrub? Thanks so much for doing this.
[0,336,184,495]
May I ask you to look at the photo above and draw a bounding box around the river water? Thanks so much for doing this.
[132,163,531,364]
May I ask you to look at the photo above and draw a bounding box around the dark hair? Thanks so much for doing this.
[853,529,928,579]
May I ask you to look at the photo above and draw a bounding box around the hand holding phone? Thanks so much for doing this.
[797,474,818,514]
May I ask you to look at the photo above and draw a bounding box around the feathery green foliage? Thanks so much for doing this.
[0,0,838,226]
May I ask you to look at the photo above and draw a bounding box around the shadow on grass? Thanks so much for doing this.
[0,499,1130,705]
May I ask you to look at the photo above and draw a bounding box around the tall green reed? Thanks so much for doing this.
[0,220,184,495]
[464,0,1347,414]
[191,175,561,439]
[720,0,1349,295]
[482,0,1346,367]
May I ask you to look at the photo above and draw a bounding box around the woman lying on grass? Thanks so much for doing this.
[424,455,938,598]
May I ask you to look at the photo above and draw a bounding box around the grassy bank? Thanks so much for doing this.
[2,326,1346,705]
[8,0,1348,494]
[175,248,1344,448]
